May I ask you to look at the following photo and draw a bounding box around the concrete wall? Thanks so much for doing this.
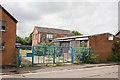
[88,33,120,62]
[0,8,17,65]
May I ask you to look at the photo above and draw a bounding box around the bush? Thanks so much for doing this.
[110,40,120,62]
[74,48,96,64]
[85,53,97,64]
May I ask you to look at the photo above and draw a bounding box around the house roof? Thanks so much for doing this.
[35,26,72,34]
[0,5,18,23]
[115,30,120,36]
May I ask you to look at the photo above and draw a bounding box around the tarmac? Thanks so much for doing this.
[1,62,119,75]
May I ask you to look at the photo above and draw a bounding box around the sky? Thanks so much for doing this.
[0,0,119,38]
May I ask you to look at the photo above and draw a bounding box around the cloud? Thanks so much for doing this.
[1,2,118,37]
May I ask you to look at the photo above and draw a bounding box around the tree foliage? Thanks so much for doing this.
[16,33,32,45]
[72,31,82,36]
[110,40,120,62]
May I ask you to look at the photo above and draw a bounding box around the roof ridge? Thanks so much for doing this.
[0,5,18,23]
[35,26,71,31]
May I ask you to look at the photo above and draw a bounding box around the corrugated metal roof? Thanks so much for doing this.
[53,32,114,42]
[35,26,71,34]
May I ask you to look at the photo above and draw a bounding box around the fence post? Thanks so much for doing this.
[43,47,45,64]
[32,46,34,67]
[89,48,92,57]
[17,47,20,67]
[53,47,56,64]
[62,47,64,63]
[71,47,74,63]
[48,47,50,64]
[83,48,87,62]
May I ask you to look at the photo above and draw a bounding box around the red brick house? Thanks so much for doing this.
[32,26,73,45]
[53,33,120,62]
[0,6,18,66]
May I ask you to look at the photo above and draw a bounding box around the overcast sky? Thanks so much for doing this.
[1,0,119,37]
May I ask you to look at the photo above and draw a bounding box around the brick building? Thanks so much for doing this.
[53,33,120,62]
[32,26,73,45]
[0,6,18,65]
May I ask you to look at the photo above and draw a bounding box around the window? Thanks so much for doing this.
[42,34,46,38]
[47,34,53,39]
[108,35,113,40]
[0,21,6,31]
[0,42,5,50]
[38,34,40,43]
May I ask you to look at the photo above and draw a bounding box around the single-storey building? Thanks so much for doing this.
[0,5,18,66]
[53,33,120,62]
[32,26,73,45]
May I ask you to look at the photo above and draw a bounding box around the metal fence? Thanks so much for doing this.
[17,46,92,67]
[74,47,92,63]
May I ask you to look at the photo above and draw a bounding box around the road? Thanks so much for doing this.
[2,65,118,78]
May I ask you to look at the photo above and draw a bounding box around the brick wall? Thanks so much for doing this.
[32,27,73,45]
[32,28,38,45]
[0,8,17,65]
[88,33,119,62]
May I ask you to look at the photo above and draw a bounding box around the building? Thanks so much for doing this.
[116,30,120,38]
[53,33,120,62]
[0,5,18,66]
[32,26,73,45]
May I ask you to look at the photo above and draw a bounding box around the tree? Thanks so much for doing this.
[72,31,82,36]
[16,33,32,45]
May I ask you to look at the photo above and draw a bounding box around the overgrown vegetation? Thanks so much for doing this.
[74,48,96,64]
[110,40,120,62]
[34,42,53,56]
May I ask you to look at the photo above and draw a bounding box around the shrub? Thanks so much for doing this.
[110,40,120,62]
[74,47,96,64]
[85,53,97,64]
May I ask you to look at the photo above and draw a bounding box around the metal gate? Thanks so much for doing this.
[17,46,74,67]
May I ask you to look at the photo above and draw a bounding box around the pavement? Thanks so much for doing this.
[1,62,119,75]
[2,64,119,78]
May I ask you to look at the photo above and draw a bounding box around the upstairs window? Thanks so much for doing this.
[47,34,53,39]
[108,35,113,40]
[38,34,41,43]
[42,34,46,38]
[0,21,6,31]
[0,42,5,50]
